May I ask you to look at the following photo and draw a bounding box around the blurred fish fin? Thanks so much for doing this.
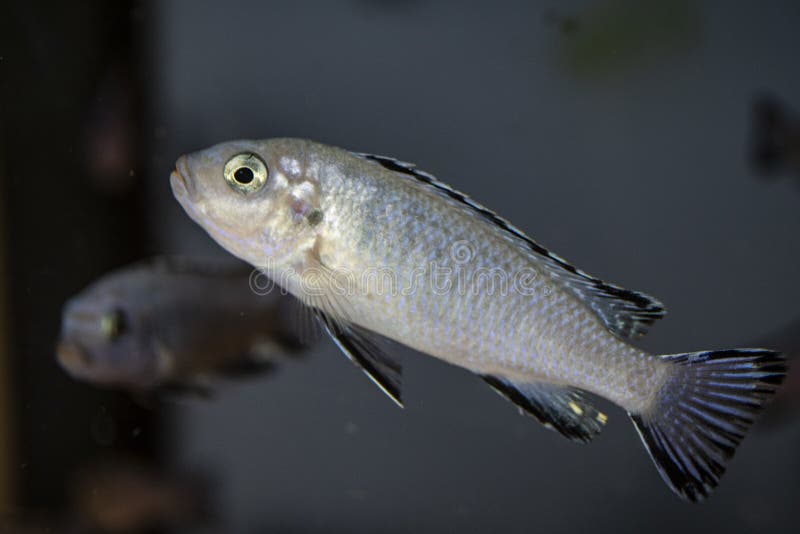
[130,379,214,408]
[157,377,216,399]
[314,308,403,408]
[631,349,785,502]
[356,152,665,339]
[272,331,310,355]
[217,336,306,378]
[247,337,305,362]
[154,340,178,379]
[247,340,282,362]
[216,352,278,379]
[482,375,606,443]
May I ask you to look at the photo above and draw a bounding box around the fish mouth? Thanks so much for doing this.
[170,155,196,201]
[56,340,92,375]
[170,157,207,227]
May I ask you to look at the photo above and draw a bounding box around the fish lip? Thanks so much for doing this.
[170,155,196,200]
[56,340,91,375]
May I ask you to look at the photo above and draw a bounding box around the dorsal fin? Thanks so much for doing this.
[356,153,666,339]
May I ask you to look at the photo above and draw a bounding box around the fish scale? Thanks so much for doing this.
[322,164,660,409]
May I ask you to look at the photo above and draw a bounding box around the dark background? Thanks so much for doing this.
[2,0,800,532]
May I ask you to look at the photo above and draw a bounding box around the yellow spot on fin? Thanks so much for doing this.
[481,375,606,443]
[597,412,608,425]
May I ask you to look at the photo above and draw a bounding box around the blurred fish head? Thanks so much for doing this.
[170,139,322,270]
[57,288,157,388]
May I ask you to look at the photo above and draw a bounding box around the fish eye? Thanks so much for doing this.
[100,308,127,341]
[224,153,268,194]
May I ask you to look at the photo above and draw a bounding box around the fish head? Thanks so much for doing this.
[170,139,322,270]
[57,280,158,389]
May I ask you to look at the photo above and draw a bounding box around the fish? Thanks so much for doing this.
[57,256,305,394]
[170,137,785,501]
[751,94,800,178]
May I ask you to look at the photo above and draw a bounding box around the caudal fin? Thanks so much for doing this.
[630,349,785,502]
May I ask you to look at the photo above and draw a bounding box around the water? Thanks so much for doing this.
[3,0,800,532]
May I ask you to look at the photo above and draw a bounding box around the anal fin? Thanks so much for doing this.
[482,375,607,443]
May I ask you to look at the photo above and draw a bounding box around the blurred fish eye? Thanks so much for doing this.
[100,308,127,341]
[224,153,268,194]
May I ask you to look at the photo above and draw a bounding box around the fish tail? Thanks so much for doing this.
[630,349,785,502]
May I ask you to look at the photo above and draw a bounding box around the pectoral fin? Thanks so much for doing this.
[156,379,216,399]
[215,353,278,379]
[132,379,215,408]
[300,245,403,407]
[483,375,607,443]
[314,308,403,408]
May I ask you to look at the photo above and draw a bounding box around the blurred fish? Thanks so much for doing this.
[751,94,800,178]
[57,257,304,393]
[170,138,785,502]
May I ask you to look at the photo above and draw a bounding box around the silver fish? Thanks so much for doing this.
[58,257,304,393]
[170,138,785,501]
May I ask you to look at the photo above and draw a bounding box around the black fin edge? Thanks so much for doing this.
[633,349,786,502]
[357,153,666,339]
[482,375,606,444]
[314,309,403,407]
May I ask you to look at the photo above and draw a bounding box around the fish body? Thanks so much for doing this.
[290,146,659,412]
[171,138,785,501]
[58,257,303,392]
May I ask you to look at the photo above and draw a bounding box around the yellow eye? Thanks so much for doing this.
[224,153,268,194]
